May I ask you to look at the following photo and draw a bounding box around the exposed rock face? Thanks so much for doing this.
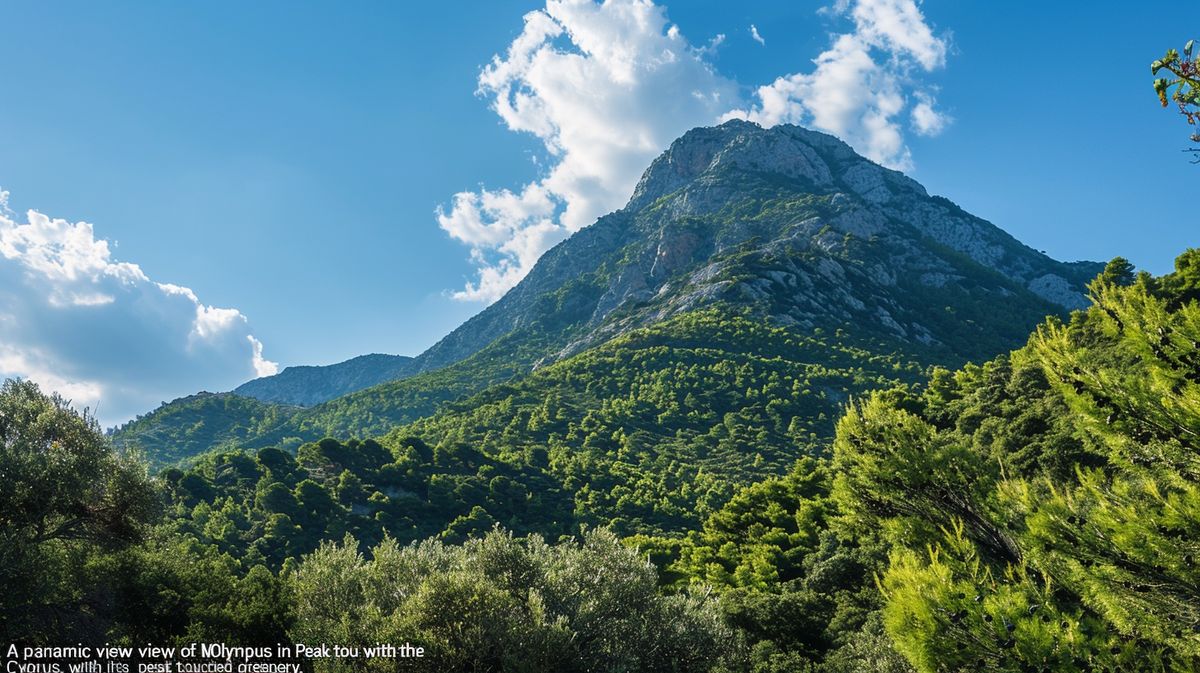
[414,120,1099,369]
[630,121,1088,304]
[234,353,416,406]
[1027,273,1091,310]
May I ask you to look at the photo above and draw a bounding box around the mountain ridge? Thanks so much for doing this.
[233,353,416,407]
[117,120,1102,464]
[384,120,1097,373]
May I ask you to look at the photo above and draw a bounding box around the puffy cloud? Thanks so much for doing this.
[441,0,950,302]
[727,0,949,170]
[750,24,766,46]
[437,0,738,302]
[847,0,946,69]
[911,91,950,135]
[700,33,726,56]
[0,191,277,427]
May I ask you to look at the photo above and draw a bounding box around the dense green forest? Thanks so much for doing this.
[4,250,1199,671]
[152,310,923,571]
[110,330,556,463]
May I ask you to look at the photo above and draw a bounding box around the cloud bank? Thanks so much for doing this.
[0,189,277,427]
[437,0,739,302]
[439,0,950,303]
[726,0,949,171]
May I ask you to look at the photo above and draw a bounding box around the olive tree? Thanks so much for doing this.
[0,378,158,642]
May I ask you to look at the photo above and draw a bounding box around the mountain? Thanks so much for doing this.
[414,119,1095,371]
[109,392,300,466]
[114,120,1101,465]
[233,353,416,406]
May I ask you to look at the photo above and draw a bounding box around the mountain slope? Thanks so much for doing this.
[233,353,416,406]
[115,120,1101,464]
[157,309,929,564]
[411,119,1096,372]
[110,392,300,466]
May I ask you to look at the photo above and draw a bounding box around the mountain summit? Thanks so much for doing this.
[115,121,1100,462]
[632,120,1089,309]
[415,119,1095,370]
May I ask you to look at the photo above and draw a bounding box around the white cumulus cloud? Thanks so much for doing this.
[911,91,950,135]
[727,0,949,171]
[440,0,950,303]
[750,24,766,46]
[437,0,738,302]
[0,190,277,427]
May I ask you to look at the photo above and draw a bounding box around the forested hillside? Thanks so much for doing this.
[108,392,301,466]
[154,309,924,571]
[9,248,1200,670]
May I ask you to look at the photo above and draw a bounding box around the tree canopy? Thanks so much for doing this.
[1153,39,1200,161]
[0,379,157,643]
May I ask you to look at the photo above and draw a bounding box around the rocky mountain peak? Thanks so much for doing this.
[628,120,927,212]
[621,121,1096,311]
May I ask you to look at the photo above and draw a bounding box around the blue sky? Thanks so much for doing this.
[1,0,1196,425]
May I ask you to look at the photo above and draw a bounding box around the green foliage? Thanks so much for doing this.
[1151,39,1200,160]
[821,613,914,673]
[837,251,1200,670]
[0,379,158,643]
[111,392,300,467]
[158,434,573,568]
[631,454,907,672]
[880,524,1159,672]
[153,310,924,576]
[93,532,292,646]
[398,309,923,536]
[290,528,734,673]
[1099,256,1135,287]
[113,330,556,465]
[647,457,832,591]
[1021,275,1200,659]
[833,389,1028,566]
